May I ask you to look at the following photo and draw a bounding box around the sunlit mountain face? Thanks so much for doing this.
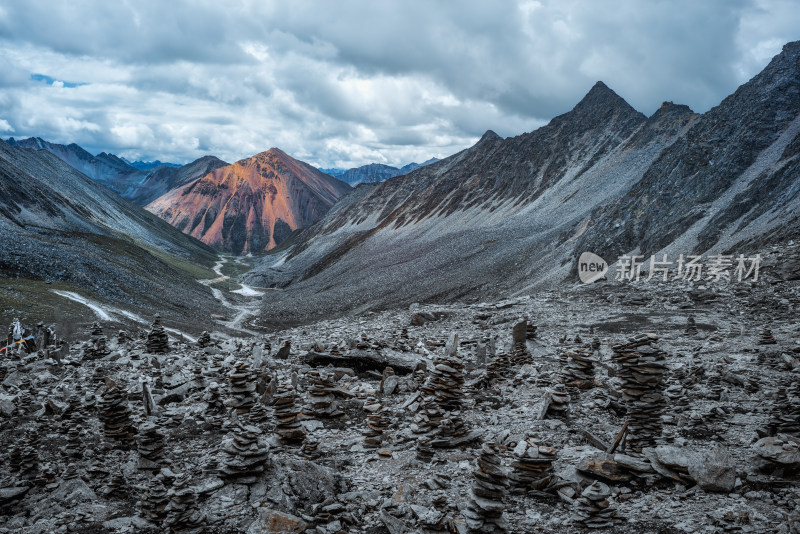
[147,148,351,254]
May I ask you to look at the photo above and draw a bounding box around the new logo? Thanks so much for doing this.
[578,252,608,284]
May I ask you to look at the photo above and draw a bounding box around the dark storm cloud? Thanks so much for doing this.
[0,0,797,167]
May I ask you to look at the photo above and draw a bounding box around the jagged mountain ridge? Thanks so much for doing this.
[4,137,228,206]
[247,42,800,327]
[0,138,221,327]
[146,148,351,254]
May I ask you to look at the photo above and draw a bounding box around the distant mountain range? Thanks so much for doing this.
[121,158,182,170]
[4,137,228,206]
[246,41,800,327]
[320,158,440,186]
[147,148,351,255]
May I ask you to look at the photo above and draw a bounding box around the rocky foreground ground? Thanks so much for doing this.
[1,276,799,533]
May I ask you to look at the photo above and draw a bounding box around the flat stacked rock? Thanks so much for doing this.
[430,352,466,412]
[219,421,269,484]
[769,382,800,436]
[301,438,321,460]
[611,334,667,452]
[546,383,570,417]
[228,361,256,414]
[509,440,557,493]
[14,434,39,480]
[196,331,212,348]
[463,442,508,533]
[685,316,699,336]
[117,330,131,345]
[82,322,110,360]
[102,472,127,497]
[363,396,390,448]
[306,370,342,417]
[759,327,777,345]
[526,321,538,340]
[137,421,167,470]
[485,352,512,382]
[138,473,169,525]
[163,473,206,532]
[64,423,86,459]
[592,337,601,351]
[201,382,225,428]
[416,438,435,463]
[572,480,617,529]
[248,402,271,424]
[99,381,136,446]
[273,385,305,444]
[562,347,596,387]
[146,315,170,354]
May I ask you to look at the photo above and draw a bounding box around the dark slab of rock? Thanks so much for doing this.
[302,349,423,376]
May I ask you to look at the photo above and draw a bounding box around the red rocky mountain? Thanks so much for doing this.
[147,148,351,254]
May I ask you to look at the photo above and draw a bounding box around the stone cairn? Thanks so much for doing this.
[146,314,170,354]
[99,380,136,447]
[64,423,86,459]
[228,361,257,415]
[163,472,206,532]
[526,320,538,340]
[219,421,269,484]
[511,320,532,365]
[301,438,321,460]
[685,316,698,336]
[273,385,305,444]
[418,337,472,445]
[546,383,570,418]
[138,473,169,526]
[573,480,617,529]
[769,381,800,436]
[463,442,507,533]
[561,347,596,388]
[201,383,226,429]
[12,433,39,480]
[117,330,132,345]
[363,396,390,449]
[611,334,667,453]
[306,370,343,418]
[196,331,212,348]
[509,439,557,494]
[415,438,435,463]
[82,322,110,360]
[759,327,777,345]
[102,471,127,497]
[137,421,167,470]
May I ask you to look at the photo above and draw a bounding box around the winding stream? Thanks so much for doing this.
[50,255,264,339]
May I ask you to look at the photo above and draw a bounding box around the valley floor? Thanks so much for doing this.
[0,274,799,533]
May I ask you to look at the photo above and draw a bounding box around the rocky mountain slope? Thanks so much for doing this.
[117,155,229,206]
[0,138,222,330]
[336,158,440,186]
[147,148,351,255]
[247,42,800,328]
[4,137,228,206]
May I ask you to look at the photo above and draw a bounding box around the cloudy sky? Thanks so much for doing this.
[0,1,798,168]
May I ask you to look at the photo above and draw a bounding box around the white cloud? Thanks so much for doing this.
[0,1,798,168]
[0,119,14,132]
